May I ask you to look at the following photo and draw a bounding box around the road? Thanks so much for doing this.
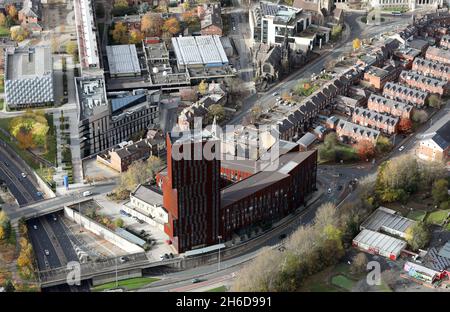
[0,140,42,206]
[5,182,116,222]
[228,12,412,125]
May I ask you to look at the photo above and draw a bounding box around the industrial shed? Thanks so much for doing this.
[360,207,416,239]
[352,229,407,260]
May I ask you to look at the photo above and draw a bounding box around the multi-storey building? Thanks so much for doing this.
[399,70,449,96]
[382,82,429,107]
[412,57,450,81]
[250,1,324,50]
[4,46,54,109]
[363,64,401,90]
[352,107,399,135]
[367,94,413,120]
[162,131,222,253]
[75,76,160,158]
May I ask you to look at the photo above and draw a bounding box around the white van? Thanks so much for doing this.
[82,191,92,197]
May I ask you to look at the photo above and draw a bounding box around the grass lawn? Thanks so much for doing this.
[426,209,450,225]
[92,277,160,292]
[331,274,355,291]
[446,223,450,231]
[0,99,3,110]
[43,114,57,166]
[0,26,10,37]
[206,285,227,292]
[407,210,427,222]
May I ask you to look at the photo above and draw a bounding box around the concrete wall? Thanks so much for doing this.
[91,269,142,286]
[33,171,56,199]
[64,207,144,254]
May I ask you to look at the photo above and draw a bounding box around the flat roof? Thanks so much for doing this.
[353,229,407,255]
[6,46,52,80]
[106,45,141,75]
[131,184,163,206]
[172,35,228,66]
[221,151,315,206]
[115,228,146,247]
[360,207,415,235]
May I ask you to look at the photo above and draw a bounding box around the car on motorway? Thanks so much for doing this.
[192,278,202,284]
[272,92,279,96]
[232,26,236,31]
[327,188,332,194]
[21,172,27,178]
[52,215,57,221]
[33,225,38,230]
[44,249,49,256]
[398,145,405,152]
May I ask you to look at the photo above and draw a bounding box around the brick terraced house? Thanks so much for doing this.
[425,46,450,66]
[336,120,380,144]
[382,82,429,107]
[352,107,399,135]
[412,57,450,81]
[367,95,413,120]
[399,70,449,96]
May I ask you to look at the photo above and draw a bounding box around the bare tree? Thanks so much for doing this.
[350,252,368,275]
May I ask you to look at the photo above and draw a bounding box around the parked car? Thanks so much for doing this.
[52,215,57,222]
[272,92,279,96]
[119,210,128,216]
[327,188,332,194]
[44,249,49,256]
[36,191,43,197]
[398,145,405,152]
[82,191,92,197]
[21,172,27,178]
[33,225,38,230]
[192,278,202,284]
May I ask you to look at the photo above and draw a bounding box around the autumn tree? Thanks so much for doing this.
[330,24,343,41]
[198,80,208,95]
[7,5,17,20]
[398,117,412,132]
[0,12,6,27]
[163,17,180,35]
[0,211,11,241]
[16,128,35,149]
[10,26,29,42]
[182,10,200,27]
[356,140,375,160]
[111,22,129,44]
[141,13,164,37]
[353,38,361,50]
[129,29,144,44]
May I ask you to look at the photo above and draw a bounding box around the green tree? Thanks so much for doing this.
[65,41,79,60]
[115,218,124,228]
[412,110,428,123]
[405,222,430,251]
[207,104,225,123]
[432,178,449,205]
[376,136,392,154]
[427,94,442,109]
[113,0,129,9]
[330,24,343,41]
[10,26,29,42]
[4,279,15,292]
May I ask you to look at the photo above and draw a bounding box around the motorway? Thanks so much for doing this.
[0,139,42,206]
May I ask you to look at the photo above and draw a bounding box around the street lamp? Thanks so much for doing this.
[218,235,222,272]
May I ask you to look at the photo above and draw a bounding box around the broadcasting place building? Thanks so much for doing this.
[157,129,318,253]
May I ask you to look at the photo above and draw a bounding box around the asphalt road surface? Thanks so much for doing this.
[0,141,42,206]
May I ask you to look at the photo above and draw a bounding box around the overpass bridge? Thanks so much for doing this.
[39,253,181,288]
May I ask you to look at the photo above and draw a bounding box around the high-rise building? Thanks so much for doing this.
[162,130,221,253]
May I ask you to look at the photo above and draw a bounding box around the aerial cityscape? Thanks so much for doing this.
[0,0,449,296]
